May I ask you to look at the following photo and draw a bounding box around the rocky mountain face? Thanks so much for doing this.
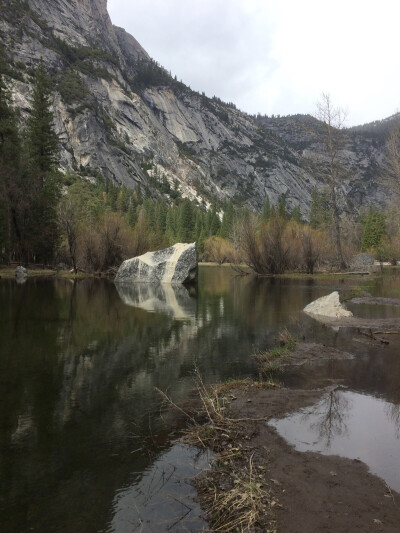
[0,0,396,216]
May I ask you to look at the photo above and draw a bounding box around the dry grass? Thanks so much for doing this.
[196,453,277,533]
[157,370,278,532]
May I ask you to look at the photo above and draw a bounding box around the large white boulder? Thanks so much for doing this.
[303,291,353,318]
[115,242,198,285]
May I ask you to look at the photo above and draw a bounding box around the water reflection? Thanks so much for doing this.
[108,443,211,533]
[386,403,400,438]
[115,283,197,321]
[1,269,400,531]
[309,387,351,446]
[270,390,400,492]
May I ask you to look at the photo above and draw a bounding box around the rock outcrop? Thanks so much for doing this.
[303,291,353,318]
[115,243,198,285]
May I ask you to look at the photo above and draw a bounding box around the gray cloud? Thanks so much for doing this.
[108,0,400,125]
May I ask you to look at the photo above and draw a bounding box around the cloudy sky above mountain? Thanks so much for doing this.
[108,0,400,126]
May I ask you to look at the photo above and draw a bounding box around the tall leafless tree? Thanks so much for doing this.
[385,119,400,194]
[59,195,79,273]
[316,93,347,270]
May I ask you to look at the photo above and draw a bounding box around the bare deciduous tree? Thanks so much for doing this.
[59,195,79,273]
[385,119,400,193]
[234,214,290,275]
[315,93,347,270]
[300,227,320,274]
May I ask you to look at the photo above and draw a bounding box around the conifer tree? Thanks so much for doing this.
[278,195,288,219]
[261,197,272,221]
[0,47,23,260]
[154,200,167,234]
[309,187,331,229]
[361,208,386,252]
[165,208,178,244]
[25,59,59,173]
[291,205,302,224]
[219,201,234,238]
[178,199,194,242]
[24,59,61,262]
[206,206,221,236]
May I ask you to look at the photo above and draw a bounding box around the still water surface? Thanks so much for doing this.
[1,267,400,532]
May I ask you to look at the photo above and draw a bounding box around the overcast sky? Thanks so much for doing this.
[108,0,400,126]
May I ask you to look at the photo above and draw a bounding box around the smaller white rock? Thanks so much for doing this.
[15,265,28,278]
[303,291,353,318]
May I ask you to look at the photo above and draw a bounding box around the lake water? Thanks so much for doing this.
[1,266,400,532]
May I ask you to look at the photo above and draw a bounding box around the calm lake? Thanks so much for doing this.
[1,266,400,532]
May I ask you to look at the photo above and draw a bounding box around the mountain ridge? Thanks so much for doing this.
[0,0,396,215]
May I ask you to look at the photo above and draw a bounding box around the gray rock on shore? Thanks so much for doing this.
[348,253,374,272]
[115,243,198,285]
[15,266,28,283]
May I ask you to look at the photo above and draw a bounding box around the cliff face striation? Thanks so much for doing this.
[0,0,396,215]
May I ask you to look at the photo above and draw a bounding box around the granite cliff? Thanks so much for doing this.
[0,0,396,216]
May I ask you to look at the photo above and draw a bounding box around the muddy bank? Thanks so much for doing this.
[226,386,400,532]
[280,342,354,366]
[192,339,400,532]
[350,296,400,306]
[305,315,400,330]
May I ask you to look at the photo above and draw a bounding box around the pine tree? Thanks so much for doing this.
[291,205,302,224]
[0,47,23,260]
[219,201,234,238]
[261,197,272,221]
[206,206,221,236]
[309,187,331,229]
[361,208,386,252]
[165,207,178,244]
[278,195,287,219]
[25,60,59,173]
[155,200,167,234]
[193,210,204,242]
[24,59,61,262]
[178,199,194,242]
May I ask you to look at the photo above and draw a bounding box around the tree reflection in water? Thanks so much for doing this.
[386,403,400,438]
[307,387,351,447]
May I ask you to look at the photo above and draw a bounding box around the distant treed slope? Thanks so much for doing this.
[0,0,394,215]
